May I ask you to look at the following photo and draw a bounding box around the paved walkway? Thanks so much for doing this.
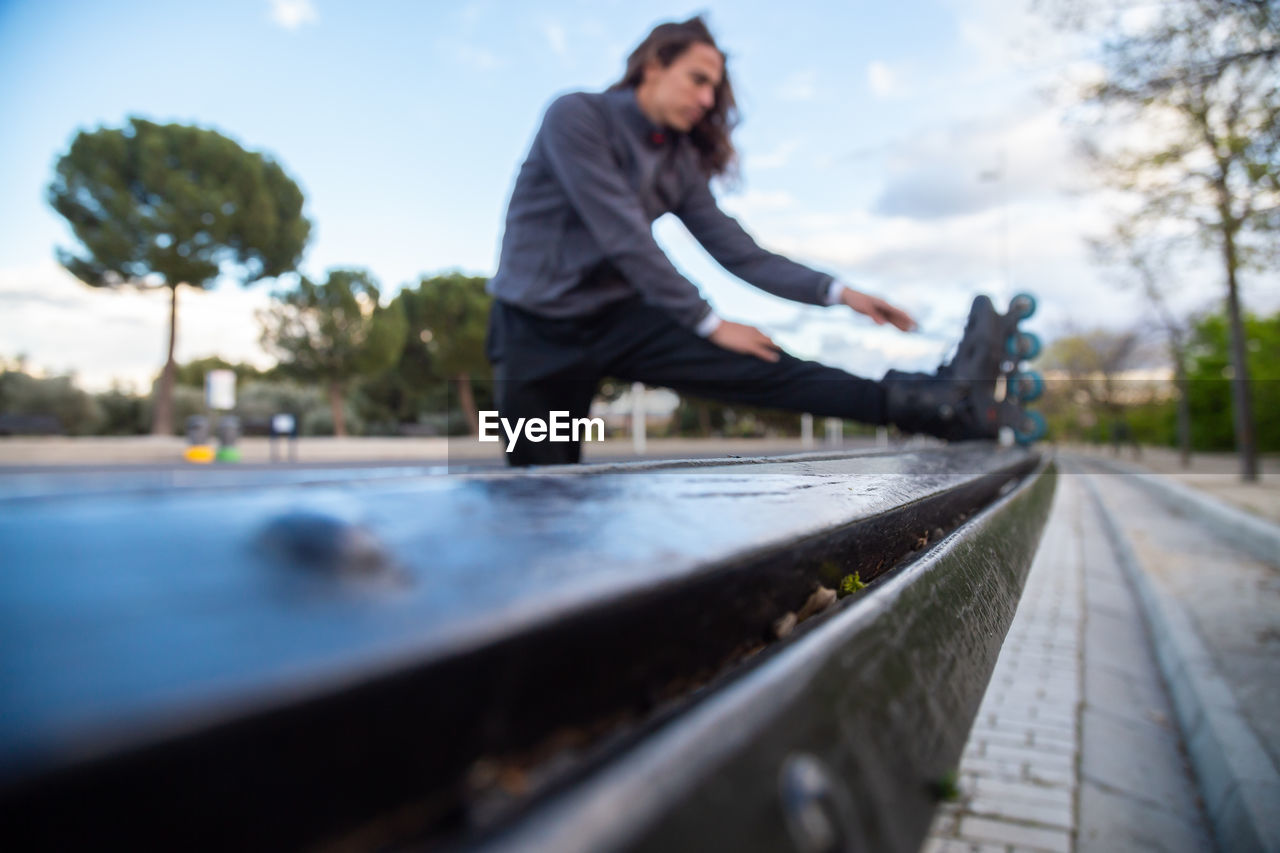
[1066,444,1280,525]
[924,471,1214,852]
[1089,469,1280,775]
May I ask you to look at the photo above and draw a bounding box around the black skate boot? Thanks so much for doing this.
[883,294,1046,444]
[883,368,997,441]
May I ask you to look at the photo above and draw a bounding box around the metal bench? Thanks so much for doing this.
[0,445,1055,851]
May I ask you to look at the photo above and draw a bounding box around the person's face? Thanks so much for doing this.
[640,42,723,132]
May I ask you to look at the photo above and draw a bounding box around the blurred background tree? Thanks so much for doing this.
[396,272,492,435]
[46,118,311,436]
[6,300,1277,446]
[668,395,806,439]
[1037,327,1146,445]
[258,268,407,437]
[0,369,100,435]
[1089,226,1195,466]
[1035,307,1279,452]
[360,282,448,435]
[171,356,269,389]
[1186,310,1280,452]
[1047,0,1280,479]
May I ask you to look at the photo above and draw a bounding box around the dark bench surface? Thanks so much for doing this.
[0,446,1032,782]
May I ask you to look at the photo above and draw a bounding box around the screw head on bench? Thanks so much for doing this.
[779,752,851,853]
[258,510,400,582]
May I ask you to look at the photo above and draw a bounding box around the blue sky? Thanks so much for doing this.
[2,0,1273,391]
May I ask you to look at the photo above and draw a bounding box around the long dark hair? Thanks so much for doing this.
[610,16,739,178]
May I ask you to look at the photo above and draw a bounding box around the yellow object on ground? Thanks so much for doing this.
[183,445,215,464]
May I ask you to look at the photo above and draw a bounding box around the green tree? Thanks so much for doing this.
[1089,226,1195,466]
[364,283,448,430]
[669,394,803,438]
[94,387,148,435]
[47,117,311,436]
[172,356,268,389]
[0,369,102,435]
[258,268,407,437]
[1039,328,1148,444]
[233,379,358,437]
[1053,0,1280,479]
[398,272,492,435]
[673,394,726,437]
[1185,310,1280,452]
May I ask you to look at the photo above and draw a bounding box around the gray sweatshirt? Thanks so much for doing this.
[487,87,836,331]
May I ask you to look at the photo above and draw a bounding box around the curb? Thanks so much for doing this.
[1081,471,1280,853]
[1079,454,1280,569]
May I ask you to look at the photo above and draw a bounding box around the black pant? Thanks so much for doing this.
[487,298,887,466]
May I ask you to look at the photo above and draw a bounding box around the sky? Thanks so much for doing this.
[2,0,1276,392]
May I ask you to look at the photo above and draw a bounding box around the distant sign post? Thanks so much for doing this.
[205,370,236,411]
[270,413,298,463]
[205,370,240,462]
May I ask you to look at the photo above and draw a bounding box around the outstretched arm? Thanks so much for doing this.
[677,180,917,336]
[836,286,916,331]
[707,320,782,362]
[675,178,834,307]
[703,286,915,364]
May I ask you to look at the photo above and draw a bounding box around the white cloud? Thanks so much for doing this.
[871,107,1078,220]
[0,263,277,393]
[931,0,1088,103]
[1118,4,1162,35]
[682,101,1151,341]
[1061,59,1107,97]
[775,69,818,102]
[867,61,900,99]
[771,319,954,377]
[454,43,503,71]
[458,0,488,29]
[950,0,1056,74]
[268,0,318,31]
[762,191,1154,346]
[744,139,801,171]
[720,189,798,218]
[543,22,568,58]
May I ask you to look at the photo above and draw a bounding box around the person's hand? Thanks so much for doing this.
[708,320,782,362]
[841,289,917,332]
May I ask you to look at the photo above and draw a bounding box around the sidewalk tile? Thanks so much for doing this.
[1080,709,1203,811]
[967,795,1074,830]
[971,777,1073,808]
[959,816,1071,852]
[1076,779,1215,853]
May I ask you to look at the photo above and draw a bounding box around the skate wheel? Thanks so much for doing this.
[1006,331,1042,361]
[1010,370,1044,402]
[1014,410,1046,445]
[1010,292,1037,319]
